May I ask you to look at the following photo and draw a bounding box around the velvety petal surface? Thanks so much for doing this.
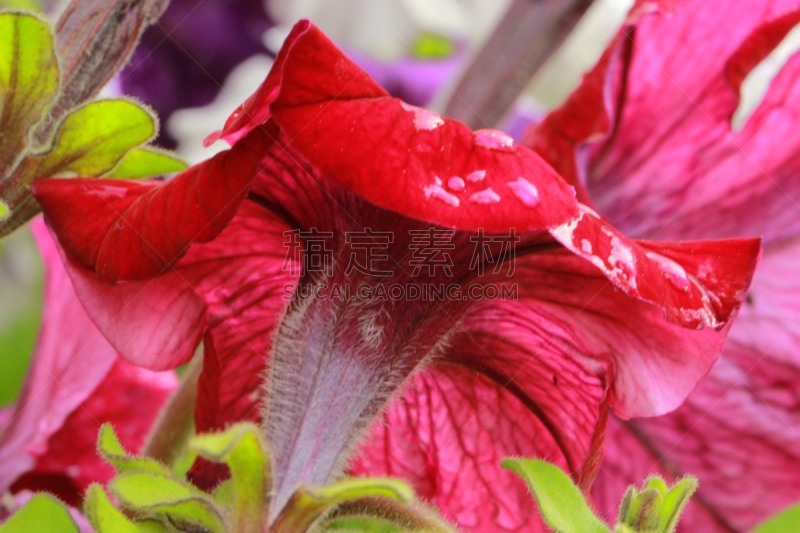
[592,238,800,532]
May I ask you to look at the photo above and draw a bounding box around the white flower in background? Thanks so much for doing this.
[265,0,511,60]
[169,55,273,164]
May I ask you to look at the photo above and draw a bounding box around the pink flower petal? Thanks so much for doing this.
[0,221,176,505]
[593,237,800,531]
[527,1,800,243]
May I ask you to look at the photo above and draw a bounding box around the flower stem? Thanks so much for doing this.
[141,353,202,464]
[440,0,594,129]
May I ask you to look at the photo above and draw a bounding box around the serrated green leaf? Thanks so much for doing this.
[0,13,58,175]
[106,147,187,179]
[97,424,170,475]
[0,493,78,532]
[273,478,416,533]
[502,458,610,533]
[110,472,225,533]
[191,423,269,530]
[32,99,156,177]
[659,477,697,532]
[84,484,166,533]
[753,502,800,533]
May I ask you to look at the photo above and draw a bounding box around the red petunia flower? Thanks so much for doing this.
[33,21,759,530]
[0,221,176,507]
[524,0,800,529]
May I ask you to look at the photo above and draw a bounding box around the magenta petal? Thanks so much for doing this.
[0,221,176,503]
[352,365,605,532]
[0,221,116,494]
[532,0,800,242]
[594,237,800,531]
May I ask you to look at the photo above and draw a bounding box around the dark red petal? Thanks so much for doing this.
[549,204,761,329]
[594,238,800,531]
[228,21,579,232]
[32,126,275,283]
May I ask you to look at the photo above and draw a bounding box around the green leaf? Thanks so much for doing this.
[0,493,78,532]
[321,498,456,533]
[324,516,405,532]
[616,475,697,533]
[0,199,8,220]
[410,32,455,59]
[106,147,187,179]
[620,489,661,531]
[754,503,800,533]
[0,12,58,174]
[32,99,156,177]
[659,477,697,532]
[84,484,166,533]
[97,424,170,475]
[190,423,269,530]
[109,472,225,533]
[501,458,610,533]
[273,478,416,532]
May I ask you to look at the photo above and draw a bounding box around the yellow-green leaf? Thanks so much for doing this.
[106,147,187,179]
[0,12,58,174]
[191,423,269,530]
[97,423,170,476]
[84,484,166,533]
[33,99,156,177]
[0,494,78,533]
[109,472,225,533]
[502,458,610,533]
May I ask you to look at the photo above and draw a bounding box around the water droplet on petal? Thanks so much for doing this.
[424,182,460,207]
[466,169,486,183]
[469,188,501,204]
[474,129,514,150]
[447,176,466,192]
[507,177,540,207]
[646,251,692,291]
[401,102,444,131]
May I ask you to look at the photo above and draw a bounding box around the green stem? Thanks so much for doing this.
[141,353,202,464]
